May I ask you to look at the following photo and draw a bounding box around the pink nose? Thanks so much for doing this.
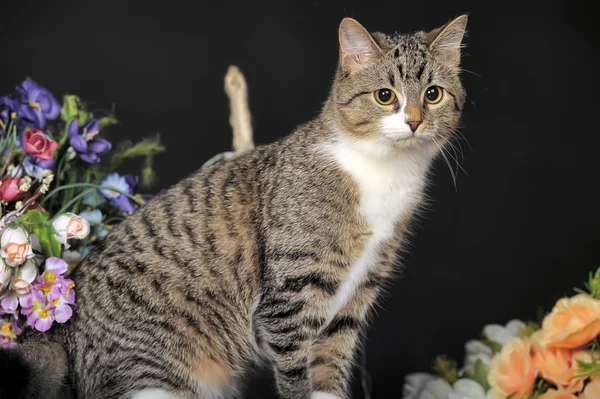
[407,120,422,133]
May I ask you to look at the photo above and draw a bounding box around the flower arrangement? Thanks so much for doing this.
[403,268,600,399]
[0,78,164,347]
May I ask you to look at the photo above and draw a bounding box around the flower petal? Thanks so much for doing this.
[451,378,486,398]
[88,138,111,154]
[483,324,514,345]
[53,302,72,323]
[44,257,68,275]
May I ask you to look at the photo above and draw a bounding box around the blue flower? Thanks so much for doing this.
[79,209,103,225]
[100,173,130,200]
[82,192,107,208]
[100,173,139,214]
[23,156,55,181]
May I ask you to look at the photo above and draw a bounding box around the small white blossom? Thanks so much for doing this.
[14,201,23,211]
[403,373,452,399]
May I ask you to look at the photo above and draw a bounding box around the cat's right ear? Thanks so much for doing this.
[338,18,382,74]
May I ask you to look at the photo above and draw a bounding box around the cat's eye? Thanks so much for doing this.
[375,89,396,105]
[424,86,443,104]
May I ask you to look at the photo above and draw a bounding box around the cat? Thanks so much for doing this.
[0,15,468,399]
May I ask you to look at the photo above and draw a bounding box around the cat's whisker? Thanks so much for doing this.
[431,136,458,190]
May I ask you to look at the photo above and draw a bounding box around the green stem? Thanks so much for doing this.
[41,183,144,206]
[54,189,97,217]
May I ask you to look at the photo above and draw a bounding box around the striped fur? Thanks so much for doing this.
[2,15,468,399]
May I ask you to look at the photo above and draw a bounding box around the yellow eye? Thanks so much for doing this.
[374,89,396,105]
[424,86,443,104]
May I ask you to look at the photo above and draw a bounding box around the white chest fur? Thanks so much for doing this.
[323,136,434,322]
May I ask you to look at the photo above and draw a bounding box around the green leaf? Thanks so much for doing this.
[60,95,81,123]
[78,109,93,126]
[20,210,62,259]
[472,359,490,391]
[98,115,118,129]
[110,134,165,171]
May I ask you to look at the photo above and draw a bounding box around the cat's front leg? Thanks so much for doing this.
[257,291,317,398]
[309,287,377,399]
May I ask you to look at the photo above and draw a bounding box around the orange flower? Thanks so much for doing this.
[488,337,537,399]
[539,294,600,349]
[533,345,590,393]
[541,388,578,399]
[581,378,600,399]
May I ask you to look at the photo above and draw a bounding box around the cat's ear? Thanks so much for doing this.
[425,14,468,67]
[338,18,382,74]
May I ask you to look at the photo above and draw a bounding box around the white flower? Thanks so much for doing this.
[12,259,38,294]
[53,213,90,247]
[448,379,492,399]
[461,340,493,374]
[483,319,525,346]
[403,373,452,399]
[0,226,34,266]
[0,263,13,290]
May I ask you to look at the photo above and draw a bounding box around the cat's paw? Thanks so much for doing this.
[310,393,343,399]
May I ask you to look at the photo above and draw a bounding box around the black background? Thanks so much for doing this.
[2,0,599,397]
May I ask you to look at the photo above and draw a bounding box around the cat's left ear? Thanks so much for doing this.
[338,18,382,74]
[426,14,468,67]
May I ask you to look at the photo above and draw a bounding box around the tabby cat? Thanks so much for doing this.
[1,15,468,399]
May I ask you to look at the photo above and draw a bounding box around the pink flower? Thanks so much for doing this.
[23,129,58,161]
[0,176,24,202]
[53,213,90,247]
[0,226,34,266]
[11,259,38,295]
[20,287,54,332]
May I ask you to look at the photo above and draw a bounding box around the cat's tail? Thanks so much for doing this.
[0,331,68,399]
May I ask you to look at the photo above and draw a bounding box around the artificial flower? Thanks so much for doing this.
[461,340,493,374]
[483,319,526,346]
[23,128,58,160]
[23,156,55,181]
[0,176,24,202]
[533,345,591,393]
[403,373,452,399]
[538,294,600,349]
[449,379,492,399]
[19,287,54,332]
[0,225,33,266]
[0,95,19,135]
[68,118,111,163]
[581,378,600,399]
[16,78,60,129]
[0,265,12,290]
[0,317,21,348]
[79,209,102,225]
[53,213,90,247]
[11,259,38,295]
[100,173,138,213]
[541,388,578,399]
[487,337,537,399]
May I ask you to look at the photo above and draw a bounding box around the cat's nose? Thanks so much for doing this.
[407,120,422,133]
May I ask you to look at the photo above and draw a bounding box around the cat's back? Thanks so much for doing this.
[63,126,340,397]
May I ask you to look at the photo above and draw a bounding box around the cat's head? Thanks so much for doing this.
[330,15,468,154]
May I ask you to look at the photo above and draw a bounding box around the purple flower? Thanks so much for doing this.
[24,156,55,181]
[16,78,61,129]
[68,118,111,163]
[0,96,18,135]
[0,317,21,348]
[20,287,54,332]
